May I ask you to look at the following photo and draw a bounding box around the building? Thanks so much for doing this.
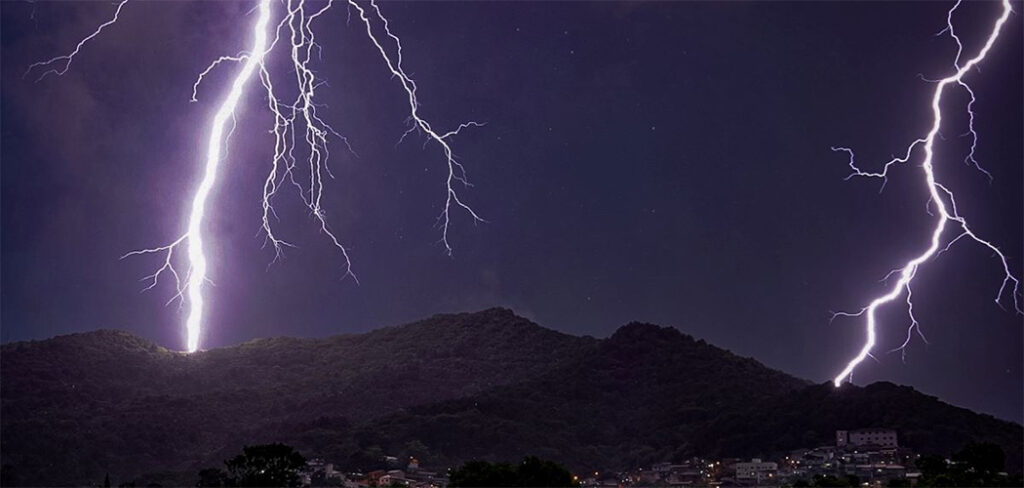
[379,471,408,487]
[836,429,898,448]
[302,459,345,486]
[367,470,388,486]
[637,469,661,485]
[733,459,777,481]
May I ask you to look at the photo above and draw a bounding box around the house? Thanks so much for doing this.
[733,458,777,481]
[367,470,388,486]
[379,471,408,487]
[837,429,898,449]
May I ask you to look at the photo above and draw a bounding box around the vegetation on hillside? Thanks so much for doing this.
[2,309,1020,486]
[343,323,1021,474]
[1,309,589,485]
[196,443,307,487]
[449,456,575,487]
[911,442,1023,487]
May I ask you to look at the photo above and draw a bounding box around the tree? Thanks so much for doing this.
[916,443,1020,487]
[196,467,230,487]
[223,443,307,487]
[926,474,956,487]
[449,457,574,487]
[449,460,517,487]
[916,454,947,478]
[405,439,430,463]
[517,456,574,487]
[952,442,1005,475]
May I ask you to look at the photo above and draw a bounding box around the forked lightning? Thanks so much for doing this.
[829,0,1020,386]
[28,0,483,352]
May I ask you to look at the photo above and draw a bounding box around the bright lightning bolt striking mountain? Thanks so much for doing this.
[27,0,483,352]
[829,0,1021,386]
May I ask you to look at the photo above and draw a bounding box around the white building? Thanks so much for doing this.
[836,429,898,448]
[734,458,777,481]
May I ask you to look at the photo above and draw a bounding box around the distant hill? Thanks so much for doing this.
[346,322,1022,473]
[1,309,1020,486]
[0,309,590,485]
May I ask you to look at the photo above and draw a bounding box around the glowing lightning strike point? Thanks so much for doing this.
[126,0,274,353]
[178,0,273,353]
[33,0,485,352]
[830,0,1021,387]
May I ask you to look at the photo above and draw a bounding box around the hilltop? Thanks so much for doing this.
[1,309,1020,486]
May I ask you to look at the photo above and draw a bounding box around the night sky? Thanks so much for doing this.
[2,2,1021,422]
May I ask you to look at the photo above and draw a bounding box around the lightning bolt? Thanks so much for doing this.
[347,0,487,254]
[29,0,484,352]
[830,0,1021,386]
[23,0,129,82]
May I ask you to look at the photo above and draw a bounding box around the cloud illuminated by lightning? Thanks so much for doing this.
[829,0,1021,386]
[28,0,484,352]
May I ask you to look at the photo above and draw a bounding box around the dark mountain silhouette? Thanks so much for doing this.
[345,322,1022,473]
[2,309,1020,486]
[1,309,590,485]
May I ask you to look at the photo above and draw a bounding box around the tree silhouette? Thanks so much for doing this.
[952,442,1005,474]
[196,467,230,487]
[916,442,1022,487]
[517,456,574,487]
[223,443,306,487]
[449,456,574,487]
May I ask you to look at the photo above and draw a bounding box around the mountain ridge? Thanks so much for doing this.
[2,308,1020,486]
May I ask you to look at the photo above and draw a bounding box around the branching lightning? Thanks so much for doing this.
[830,0,1021,386]
[347,0,487,253]
[23,0,129,82]
[36,0,1016,366]
[30,0,483,352]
